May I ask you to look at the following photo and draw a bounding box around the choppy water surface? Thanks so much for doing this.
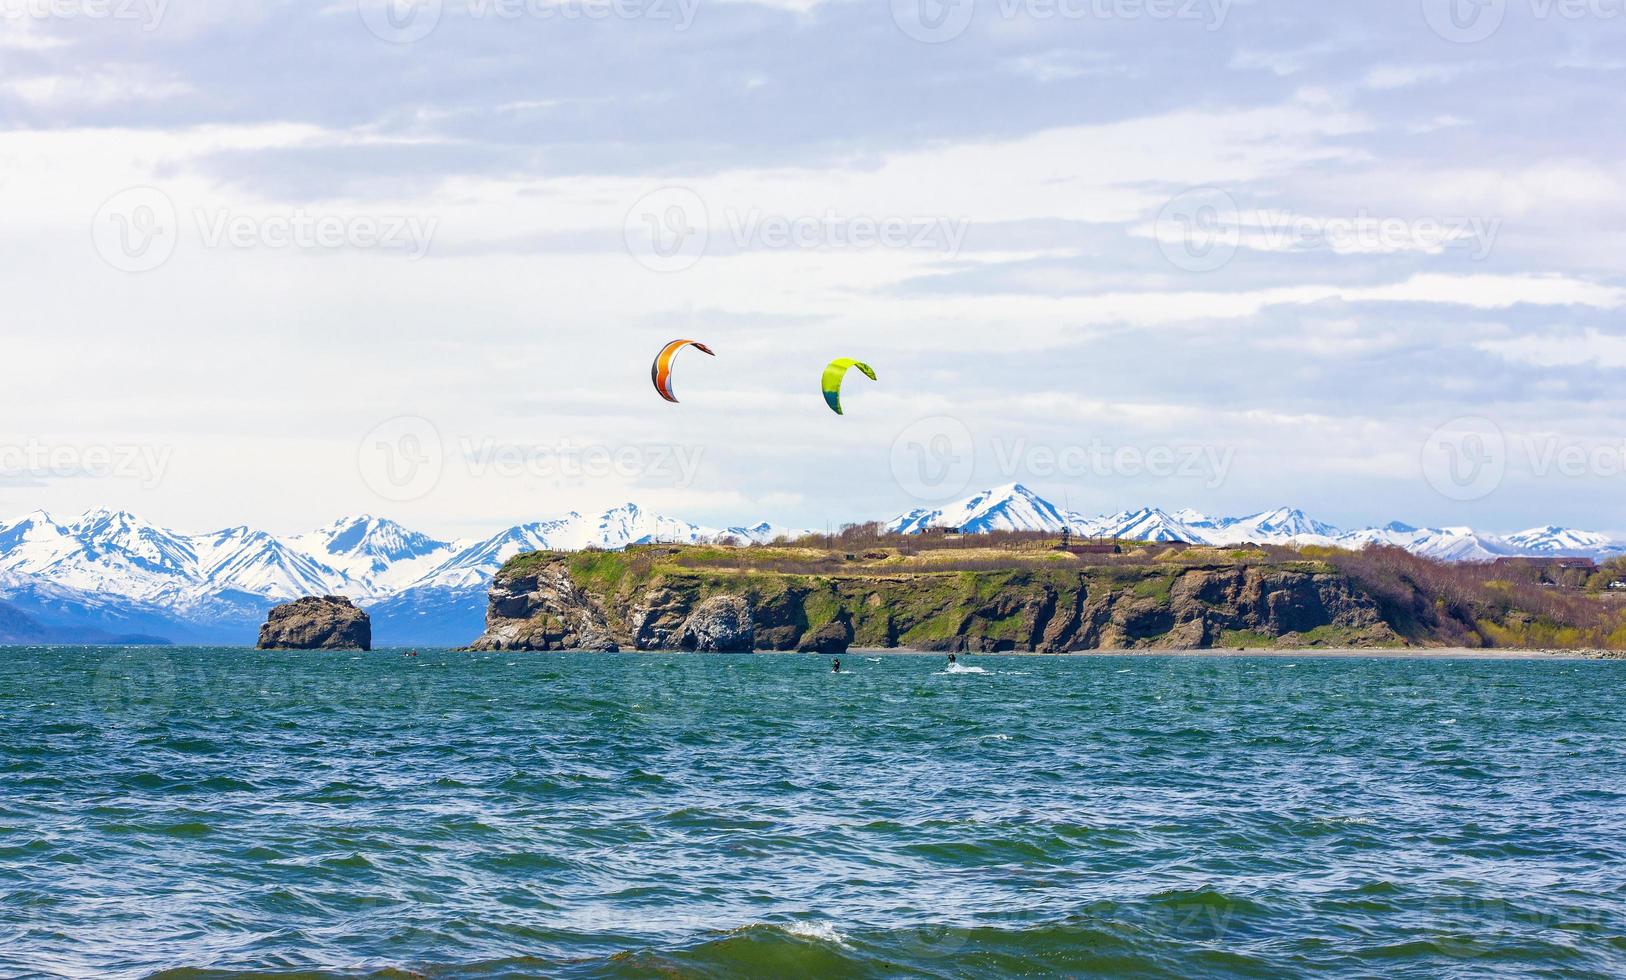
[2,647,1624,977]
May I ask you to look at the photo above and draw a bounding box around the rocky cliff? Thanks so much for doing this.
[466,546,1406,653]
[257,595,372,651]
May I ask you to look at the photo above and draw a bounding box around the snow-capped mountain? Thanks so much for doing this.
[884,486,1624,563]
[1503,526,1617,555]
[1208,507,1341,544]
[287,516,456,592]
[888,483,1072,534]
[0,503,802,644]
[1075,507,1205,543]
[1,488,1619,646]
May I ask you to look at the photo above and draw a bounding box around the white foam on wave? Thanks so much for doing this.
[942,664,988,674]
[782,920,848,945]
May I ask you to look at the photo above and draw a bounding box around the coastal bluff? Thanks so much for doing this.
[258,595,372,651]
[465,543,1408,653]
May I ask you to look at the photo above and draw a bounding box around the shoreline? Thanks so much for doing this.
[836,647,1618,661]
[4,644,1617,661]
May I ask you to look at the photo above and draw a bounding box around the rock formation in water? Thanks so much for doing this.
[466,548,1404,653]
[257,595,372,651]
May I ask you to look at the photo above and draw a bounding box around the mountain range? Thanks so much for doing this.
[0,486,1618,645]
[887,485,1624,563]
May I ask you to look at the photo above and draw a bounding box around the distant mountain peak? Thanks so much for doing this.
[2,493,1623,645]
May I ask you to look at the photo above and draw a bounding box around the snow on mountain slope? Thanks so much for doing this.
[1171,508,1219,530]
[1075,508,1205,543]
[1504,526,1621,556]
[286,516,457,591]
[0,509,198,602]
[193,527,351,598]
[402,505,735,592]
[1208,507,1341,544]
[1403,528,1517,562]
[888,484,1071,534]
[0,511,80,567]
[719,522,787,544]
[406,522,564,592]
[69,509,200,577]
[545,503,717,551]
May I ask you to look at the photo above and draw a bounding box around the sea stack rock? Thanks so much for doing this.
[258,596,372,651]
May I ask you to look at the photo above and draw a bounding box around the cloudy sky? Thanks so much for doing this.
[2,0,1623,538]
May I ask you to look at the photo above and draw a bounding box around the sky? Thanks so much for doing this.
[1,0,1624,539]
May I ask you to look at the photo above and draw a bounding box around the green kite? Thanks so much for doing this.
[821,358,877,415]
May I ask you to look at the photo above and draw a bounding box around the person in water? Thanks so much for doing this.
[832,659,841,673]
[948,653,957,665]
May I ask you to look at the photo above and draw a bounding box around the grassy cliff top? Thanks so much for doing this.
[499,538,1336,589]
[495,536,1626,652]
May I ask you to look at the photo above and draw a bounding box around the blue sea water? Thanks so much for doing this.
[2,647,1624,978]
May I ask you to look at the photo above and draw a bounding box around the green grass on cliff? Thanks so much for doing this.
[493,539,1626,652]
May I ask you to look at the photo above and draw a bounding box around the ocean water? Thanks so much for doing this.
[3,648,1624,978]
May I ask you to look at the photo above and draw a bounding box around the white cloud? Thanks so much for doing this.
[1476,329,1626,369]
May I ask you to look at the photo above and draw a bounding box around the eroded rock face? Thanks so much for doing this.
[258,596,371,651]
[466,553,1406,653]
[678,595,755,652]
[796,620,852,655]
[466,564,619,652]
